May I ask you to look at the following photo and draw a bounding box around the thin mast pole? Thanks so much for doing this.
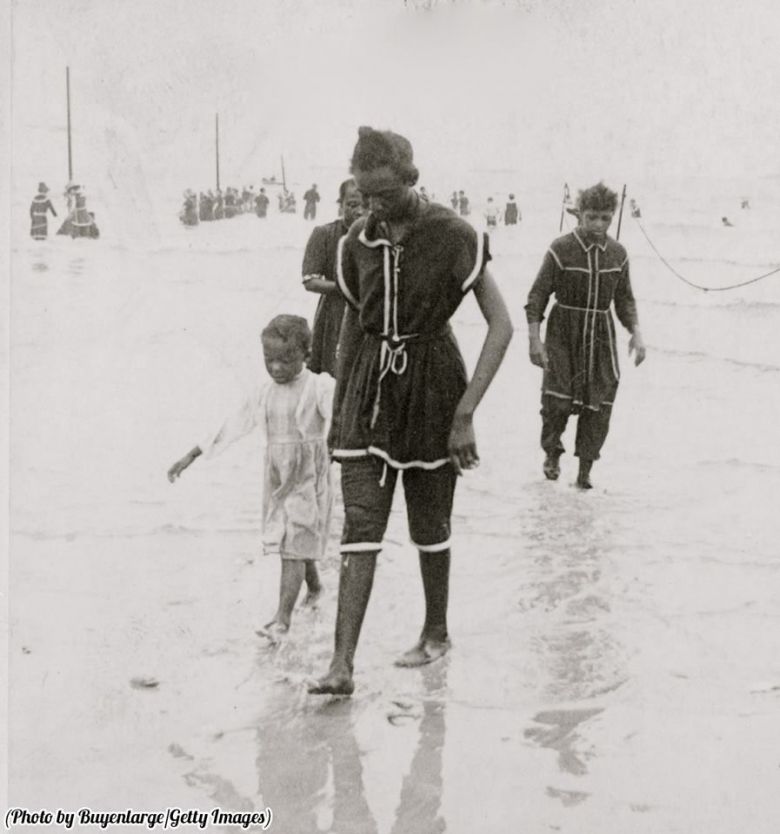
[616,183,627,240]
[558,182,569,232]
[281,155,286,191]
[66,66,73,182]
[215,114,220,191]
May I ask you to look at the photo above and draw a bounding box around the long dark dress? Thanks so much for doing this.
[57,194,96,238]
[255,194,269,218]
[525,228,638,411]
[333,200,490,468]
[302,219,349,377]
[30,195,56,240]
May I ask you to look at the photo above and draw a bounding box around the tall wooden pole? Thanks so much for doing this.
[215,114,220,191]
[66,66,73,182]
[558,182,567,232]
[616,183,627,240]
[280,155,287,191]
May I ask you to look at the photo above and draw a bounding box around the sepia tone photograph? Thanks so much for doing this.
[3,0,779,831]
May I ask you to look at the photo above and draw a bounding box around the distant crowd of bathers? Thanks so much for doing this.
[178,183,324,225]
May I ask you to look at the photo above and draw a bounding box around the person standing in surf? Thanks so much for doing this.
[29,183,57,240]
[303,184,321,220]
[302,178,364,377]
[255,188,270,218]
[309,126,513,696]
[526,182,646,489]
[504,194,520,226]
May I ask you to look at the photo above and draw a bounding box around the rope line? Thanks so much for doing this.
[634,218,780,292]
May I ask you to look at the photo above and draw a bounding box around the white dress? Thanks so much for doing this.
[201,369,335,560]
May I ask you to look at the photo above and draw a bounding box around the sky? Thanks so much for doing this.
[9,0,780,196]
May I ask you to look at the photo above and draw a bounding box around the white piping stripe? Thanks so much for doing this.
[336,235,360,308]
[607,318,620,381]
[589,249,600,380]
[302,273,325,282]
[367,446,450,470]
[392,247,400,338]
[544,391,614,409]
[358,227,392,248]
[562,266,591,274]
[461,230,485,292]
[548,247,563,269]
[341,542,383,553]
[333,449,451,470]
[583,250,592,369]
[415,539,452,553]
[557,302,608,312]
[573,228,589,252]
[382,248,391,336]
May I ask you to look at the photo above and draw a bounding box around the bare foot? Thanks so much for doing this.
[301,586,322,608]
[394,638,451,668]
[307,668,355,696]
[255,621,289,645]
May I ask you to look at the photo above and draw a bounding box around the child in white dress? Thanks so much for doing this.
[168,315,335,641]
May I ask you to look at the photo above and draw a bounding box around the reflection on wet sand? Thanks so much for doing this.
[247,660,448,833]
[525,707,603,776]
[522,488,628,783]
[390,663,447,834]
[253,684,377,834]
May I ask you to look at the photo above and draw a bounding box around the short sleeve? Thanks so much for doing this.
[302,225,330,280]
[452,226,491,294]
[614,256,639,332]
[335,231,360,309]
[199,387,266,459]
[525,250,558,324]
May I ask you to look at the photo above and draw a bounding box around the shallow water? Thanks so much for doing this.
[9,199,780,832]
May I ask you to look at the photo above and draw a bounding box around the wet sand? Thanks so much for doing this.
[8,213,780,832]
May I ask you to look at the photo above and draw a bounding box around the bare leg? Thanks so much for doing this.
[395,551,451,668]
[302,559,323,607]
[260,560,305,636]
[308,553,377,695]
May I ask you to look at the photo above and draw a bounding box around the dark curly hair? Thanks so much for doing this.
[337,177,357,204]
[576,182,619,213]
[350,126,419,186]
[261,314,312,356]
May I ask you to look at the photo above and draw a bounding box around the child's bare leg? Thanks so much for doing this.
[308,552,377,695]
[395,550,451,668]
[301,559,322,606]
[265,559,306,631]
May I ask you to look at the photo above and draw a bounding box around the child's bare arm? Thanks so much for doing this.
[167,446,202,482]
